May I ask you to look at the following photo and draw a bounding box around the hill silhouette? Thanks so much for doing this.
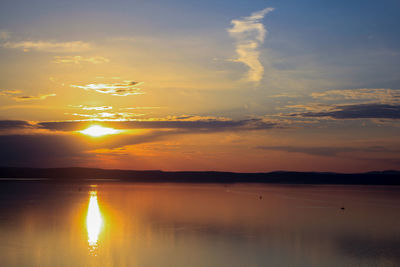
[0,167,399,185]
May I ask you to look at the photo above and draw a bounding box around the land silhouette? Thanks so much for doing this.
[0,167,399,185]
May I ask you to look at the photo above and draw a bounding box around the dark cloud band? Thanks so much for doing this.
[291,104,400,119]
[36,118,277,131]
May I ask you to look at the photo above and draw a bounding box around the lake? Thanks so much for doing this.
[0,182,399,266]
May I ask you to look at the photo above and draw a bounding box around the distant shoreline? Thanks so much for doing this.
[0,167,399,185]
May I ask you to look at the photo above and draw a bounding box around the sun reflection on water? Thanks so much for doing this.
[86,190,103,255]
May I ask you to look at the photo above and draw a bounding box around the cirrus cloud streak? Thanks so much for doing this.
[71,81,143,96]
[3,40,91,52]
[53,56,109,64]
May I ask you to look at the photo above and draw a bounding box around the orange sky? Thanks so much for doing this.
[0,1,399,172]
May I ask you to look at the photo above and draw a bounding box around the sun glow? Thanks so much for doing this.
[86,191,103,254]
[80,125,120,137]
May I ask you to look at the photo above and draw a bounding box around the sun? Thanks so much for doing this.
[80,125,121,137]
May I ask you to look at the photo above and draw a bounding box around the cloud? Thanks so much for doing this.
[120,107,160,110]
[3,40,91,52]
[0,117,278,166]
[14,93,56,102]
[36,117,278,132]
[0,120,33,131]
[256,145,400,157]
[290,103,400,120]
[0,116,278,134]
[0,90,56,101]
[0,130,186,166]
[228,7,274,83]
[311,89,400,104]
[67,112,144,120]
[281,89,400,122]
[81,106,112,111]
[70,105,113,111]
[0,90,22,96]
[71,81,143,96]
[53,56,109,64]
[284,103,334,113]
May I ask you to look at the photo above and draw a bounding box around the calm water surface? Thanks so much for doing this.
[0,182,399,267]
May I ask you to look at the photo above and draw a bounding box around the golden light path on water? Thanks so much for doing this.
[86,191,103,255]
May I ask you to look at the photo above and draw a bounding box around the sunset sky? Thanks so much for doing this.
[0,0,399,172]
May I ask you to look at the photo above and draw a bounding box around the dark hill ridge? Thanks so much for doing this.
[0,167,399,185]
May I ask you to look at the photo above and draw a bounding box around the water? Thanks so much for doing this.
[0,182,399,267]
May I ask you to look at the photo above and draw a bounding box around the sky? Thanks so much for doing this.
[0,0,399,172]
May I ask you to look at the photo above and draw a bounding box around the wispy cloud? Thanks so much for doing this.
[53,56,109,64]
[3,40,91,52]
[228,7,274,83]
[284,103,335,113]
[120,106,160,110]
[82,106,112,111]
[71,81,144,96]
[311,89,400,104]
[0,90,55,101]
[67,112,144,120]
[69,105,113,111]
[0,90,22,96]
[14,93,56,101]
